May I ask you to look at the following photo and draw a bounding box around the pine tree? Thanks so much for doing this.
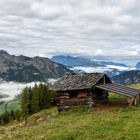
[21,87,31,116]
[38,83,45,109]
[20,83,56,117]
[31,84,40,113]
[14,109,21,121]
[10,110,15,121]
[41,84,48,108]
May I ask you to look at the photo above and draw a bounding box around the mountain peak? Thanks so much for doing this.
[136,62,140,69]
[0,50,9,55]
[0,50,12,60]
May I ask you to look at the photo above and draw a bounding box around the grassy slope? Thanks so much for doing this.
[0,84,140,140]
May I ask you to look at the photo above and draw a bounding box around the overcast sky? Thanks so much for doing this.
[0,0,140,58]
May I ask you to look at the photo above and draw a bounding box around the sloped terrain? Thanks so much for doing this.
[1,84,140,140]
[112,70,140,85]
[0,50,73,82]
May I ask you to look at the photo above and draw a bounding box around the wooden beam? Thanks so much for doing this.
[95,85,133,98]
[89,92,93,107]
[103,76,105,85]
[128,97,133,106]
[96,84,139,96]
[134,95,139,106]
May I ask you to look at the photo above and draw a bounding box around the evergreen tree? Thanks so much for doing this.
[1,111,10,124]
[10,110,15,121]
[20,83,56,117]
[14,109,21,121]
[31,84,40,113]
[21,87,31,116]
[28,87,33,114]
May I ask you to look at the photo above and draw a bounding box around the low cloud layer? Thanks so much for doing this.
[0,81,40,101]
[0,79,57,101]
[0,0,140,58]
[71,65,135,73]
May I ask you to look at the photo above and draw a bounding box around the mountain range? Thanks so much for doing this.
[0,51,139,85]
[111,70,140,85]
[136,62,140,69]
[51,55,127,67]
[51,55,129,77]
[0,50,73,82]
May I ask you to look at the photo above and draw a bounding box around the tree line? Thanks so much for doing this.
[0,83,56,124]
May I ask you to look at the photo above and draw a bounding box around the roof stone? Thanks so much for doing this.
[51,73,104,91]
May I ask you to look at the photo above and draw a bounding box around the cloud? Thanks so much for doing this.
[94,49,103,55]
[0,0,139,58]
[70,65,135,73]
[0,79,55,101]
[0,81,41,101]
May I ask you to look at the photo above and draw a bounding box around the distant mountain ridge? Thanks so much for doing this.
[0,50,73,82]
[51,55,103,67]
[111,70,140,85]
[51,55,127,67]
[136,62,140,69]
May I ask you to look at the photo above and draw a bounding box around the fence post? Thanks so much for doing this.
[134,95,139,106]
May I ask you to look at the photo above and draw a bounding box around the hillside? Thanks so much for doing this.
[1,104,140,140]
[0,50,73,82]
[1,84,140,140]
[112,70,140,85]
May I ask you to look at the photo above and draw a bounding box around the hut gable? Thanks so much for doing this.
[52,73,110,91]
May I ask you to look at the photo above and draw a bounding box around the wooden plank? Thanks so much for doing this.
[95,85,133,97]
[96,84,138,95]
[102,83,140,93]
[95,84,140,96]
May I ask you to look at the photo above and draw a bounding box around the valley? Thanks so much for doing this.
[0,51,139,103]
[1,1,140,139]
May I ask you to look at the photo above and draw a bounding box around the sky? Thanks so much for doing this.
[0,0,140,59]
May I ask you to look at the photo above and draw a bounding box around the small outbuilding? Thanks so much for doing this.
[52,73,140,111]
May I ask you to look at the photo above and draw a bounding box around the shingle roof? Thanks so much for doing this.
[51,73,104,91]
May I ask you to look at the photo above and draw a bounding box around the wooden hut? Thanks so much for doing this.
[52,73,140,111]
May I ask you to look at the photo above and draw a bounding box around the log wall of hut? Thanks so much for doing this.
[56,89,90,112]
[56,88,108,111]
